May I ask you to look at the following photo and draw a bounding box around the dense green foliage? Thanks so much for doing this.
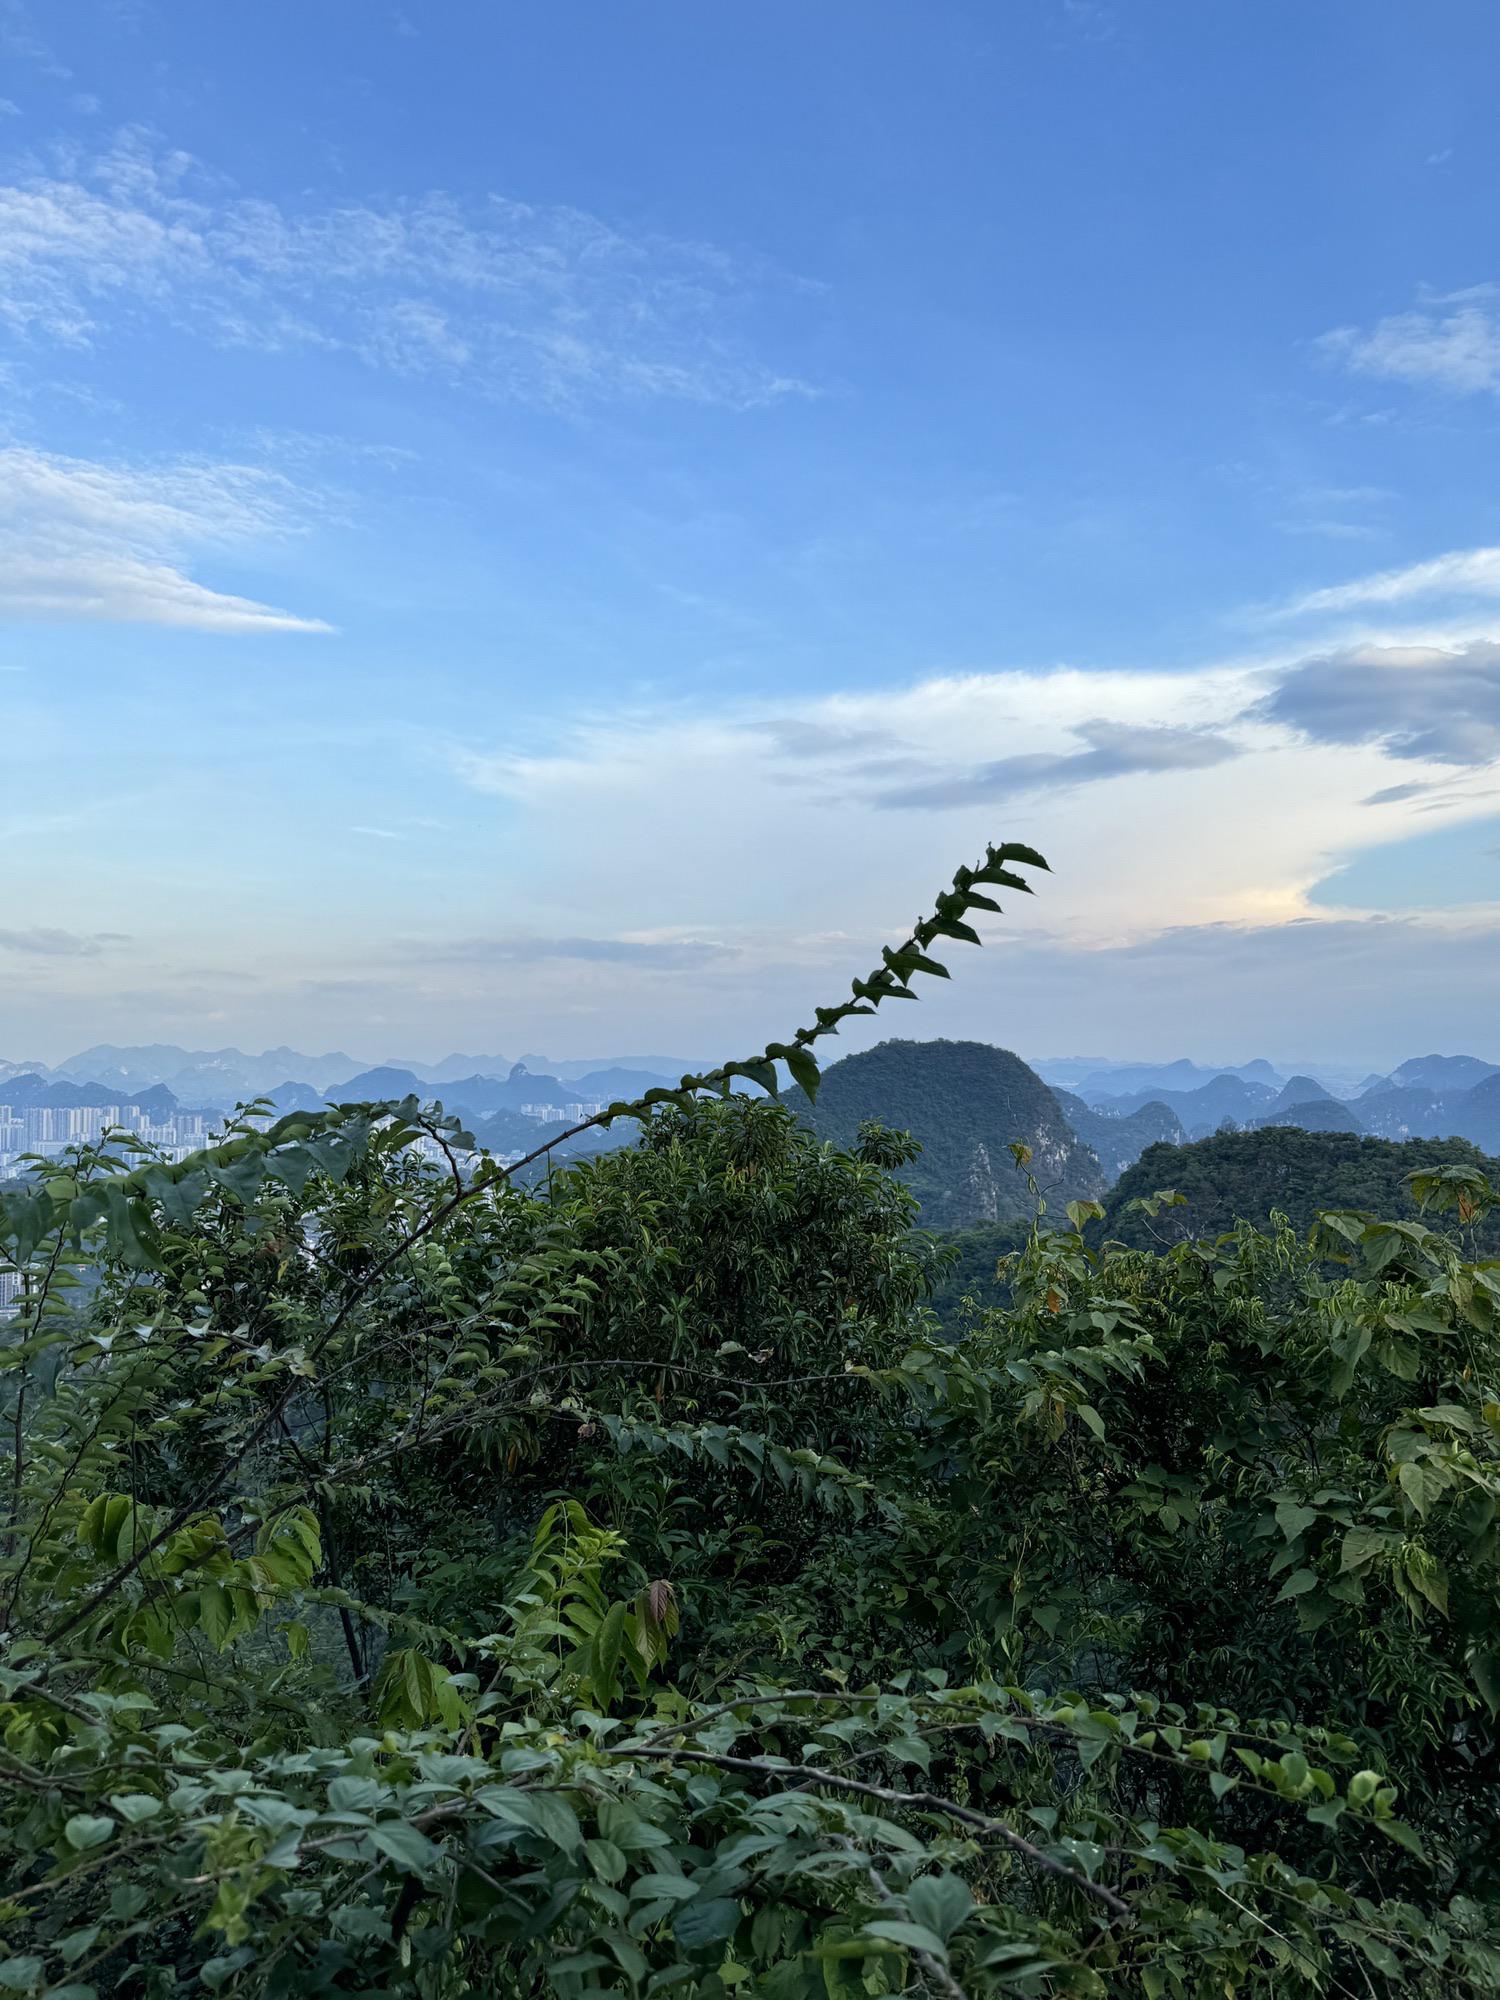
[4,851,1500,1999]
[793,1040,1102,1230]
[921,1219,1033,1326]
[1106,1127,1500,1249]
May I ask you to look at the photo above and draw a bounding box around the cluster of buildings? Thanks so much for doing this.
[518,1098,608,1123]
[0,1102,214,1174]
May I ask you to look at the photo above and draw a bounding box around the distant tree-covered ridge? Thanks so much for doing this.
[790,1036,1105,1227]
[1105,1125,1500,1248]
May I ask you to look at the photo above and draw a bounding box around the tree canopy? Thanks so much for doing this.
[3,846,1500,1998]
[1106,1127,1500,1249]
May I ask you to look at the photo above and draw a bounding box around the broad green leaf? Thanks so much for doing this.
[907,1874,972,1943]
[673,1897,742,1948]
[369,1820,441,1875]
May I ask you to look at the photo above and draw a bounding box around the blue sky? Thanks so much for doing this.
[4,0,1500,1068]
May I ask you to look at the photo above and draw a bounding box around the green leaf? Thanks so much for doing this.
[1275,1568,1319,1601]
[907,1874,973,1943]
[673,1897,742,1948]
[479,1787,582,1854]
[1352,1935,1404,1979]
[629,1873,700,1902]
[992,840,1049,870]
[63,1814,115,1852]
[107,1793,162,1824]
[585,1837,627,1883]
[590,1600,627,1708]
[1346,1770,1381,1807]
[1471,1648,1500,1715]
[369,1819,441,1875]
[1404,1551,1449,1616]
[597,1801,671,1851]
[1398,1458,1446,1517]
[1374,1817,1427,1859]
[197,1582,235,1651]
[1274,1500,1318,1541]
[783,1047,821,1099]
[1340,1526,1393,1572]
[863,1919,949,1961]
[328,1774,384,1814]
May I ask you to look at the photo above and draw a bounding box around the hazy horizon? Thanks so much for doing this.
[0,1030,1480,1091]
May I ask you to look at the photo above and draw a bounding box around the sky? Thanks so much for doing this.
[3,0,1500,1071]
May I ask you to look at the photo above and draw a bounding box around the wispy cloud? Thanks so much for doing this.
[1362,781,1433,806]
[0,445,332,631]
[416,934,739,970]
[0,0,64,72]
[1280,545,1500,617]
[0,926,127,955]
[871,719,1241,810]
[0,126,818,410]
[444,656,1409,956]
[1319,285,1500,397]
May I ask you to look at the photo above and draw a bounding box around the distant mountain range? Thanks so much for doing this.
[786,1042,1500,1226]
[1050,1090,1186,1181]
[8,1037,1500,1219]
[1046,1051,1500,1154]
[0,1044,699,1113]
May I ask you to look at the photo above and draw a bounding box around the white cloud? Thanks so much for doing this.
[108,648,1500,1062]
[0,127,818,409]
[10,634,1500,1059]
[0,445,332,631]
[1320,289,1500,396]
[445,654,1477,962]
[1281,545,1500,617]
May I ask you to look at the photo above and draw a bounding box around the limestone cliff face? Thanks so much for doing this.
[792,1038,1105,1229]
[965,1140,1000,1223]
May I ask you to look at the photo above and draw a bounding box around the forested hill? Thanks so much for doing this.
[791,1037,1104,1228]
[1051,1087,1185,1179]
[1104,1126,1500,1248]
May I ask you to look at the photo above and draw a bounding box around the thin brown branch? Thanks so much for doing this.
[626,1743,1131,1921]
